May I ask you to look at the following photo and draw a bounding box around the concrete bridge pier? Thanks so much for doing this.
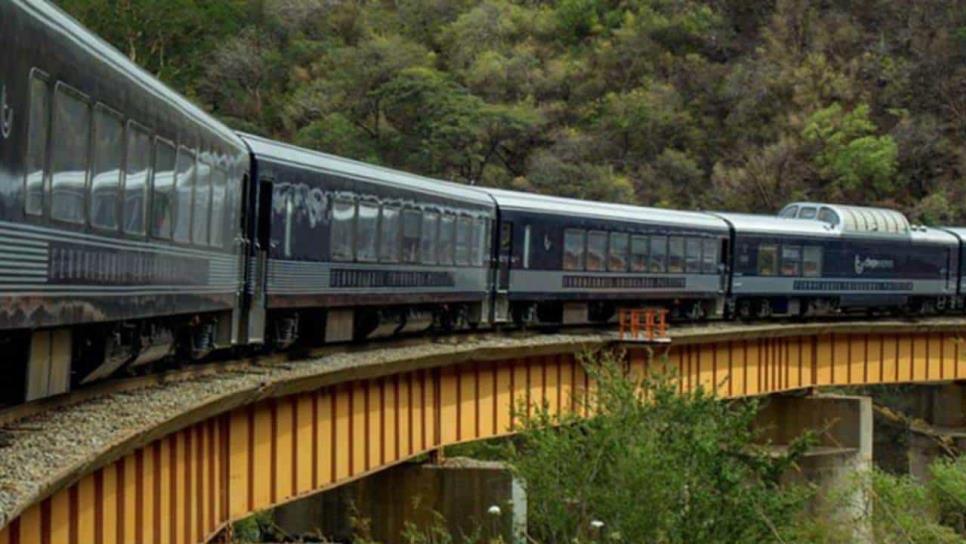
[270,457,526,543]
[755,394,873,542]
[874,382,966,479]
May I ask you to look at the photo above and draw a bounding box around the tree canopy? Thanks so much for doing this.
[58,0,966,221]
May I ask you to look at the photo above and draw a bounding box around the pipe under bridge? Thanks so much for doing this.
[2,319,966,544]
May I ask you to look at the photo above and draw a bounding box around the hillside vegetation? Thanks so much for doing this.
[58,0,966,221]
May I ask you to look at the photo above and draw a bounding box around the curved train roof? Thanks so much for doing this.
[240,133,494,207]
[780,202,911,234]
[940,227,966,240]
[478,188,729,231]
[910,227,959,245]
[712,213,837,237]
[22,0,245,149]
[717,212,957,245]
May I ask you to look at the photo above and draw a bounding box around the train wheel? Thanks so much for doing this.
[737,299,753,320]
[756,300,773,319]
[687,301,705,321]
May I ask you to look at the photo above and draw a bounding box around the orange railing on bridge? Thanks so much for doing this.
[618,308,670,343]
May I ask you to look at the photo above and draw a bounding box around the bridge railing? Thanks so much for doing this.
[617,308,670,343]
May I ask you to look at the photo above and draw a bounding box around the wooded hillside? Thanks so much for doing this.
[58,0,966,221]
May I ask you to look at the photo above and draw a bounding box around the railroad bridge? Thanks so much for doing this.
[2,319,966,544]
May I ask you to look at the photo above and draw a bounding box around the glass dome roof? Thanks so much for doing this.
[778,202,910,234]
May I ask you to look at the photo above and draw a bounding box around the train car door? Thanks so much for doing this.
[719,237,730,293]
[249,177,275,343]
[492,220,513,323]
[947,246,955,292]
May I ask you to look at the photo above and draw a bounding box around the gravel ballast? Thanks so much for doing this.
[0,332,609,527]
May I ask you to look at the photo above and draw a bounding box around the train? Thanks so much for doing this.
[1,0,964,404]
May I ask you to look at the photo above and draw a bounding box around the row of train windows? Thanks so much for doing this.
[23,72,231,248]
[327,198,490,267]
[755,245,823,277]
[561,229,720,274]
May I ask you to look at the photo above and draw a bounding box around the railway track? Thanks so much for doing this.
[2,313,959,429]
[0,327,551,429]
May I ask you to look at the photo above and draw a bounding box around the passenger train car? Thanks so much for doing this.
[5,0,966,406]
[0,0,250,402]
[479,189,730,324]
[716,208,959,318]
[240,134,496,346]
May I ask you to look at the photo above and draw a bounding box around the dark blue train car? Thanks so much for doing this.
[938,227,966,299]
[240,134,496,345]
[0,0,250,401]
[717,203,960,317]
[478,188,731,324]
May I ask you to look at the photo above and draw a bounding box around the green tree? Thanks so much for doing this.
[57,0,249,90]
[379,67,541,183]
[57,0,966,221]
[802,103,898,201]
[506,352,812,543]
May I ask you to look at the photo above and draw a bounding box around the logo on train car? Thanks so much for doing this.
[563,275,686,289]
[854,255,895,275]
[0,84,12,139]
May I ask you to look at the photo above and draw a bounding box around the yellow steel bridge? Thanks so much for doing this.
[2,319,965,544]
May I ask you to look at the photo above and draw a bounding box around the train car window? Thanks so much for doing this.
[208,167,228,246]
[757,244,778,276]
[151,139,176,239]
[402,210,421,263]
[25,73,50,216]
[438,214,456,265]
[192,160,212,244]
[586,231,607,272]
[649,236,667,273]
[330,199,356,261]
[455,216,473,266]
[379,206,401,263]
[685,238,701,273]
[355,201,379,262]
[608,232,629,272]
[420,212,439,264]
[798,207,817,219]
[667,236,685,273]
[803,247,822,277]
[90,105,124,230]
[50,83,91,224]
[485,219,493,261]
[172,147,196,243]
[781,245,802,276]
[701,238,718,274]
[283,193,294,257]
[522,225,531,269]
[473,218,488,267]
[123,123,151,235]
[563,229,585,271]
[818,207,839,227]
[225,172,241,247]
[630,235,648,272]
